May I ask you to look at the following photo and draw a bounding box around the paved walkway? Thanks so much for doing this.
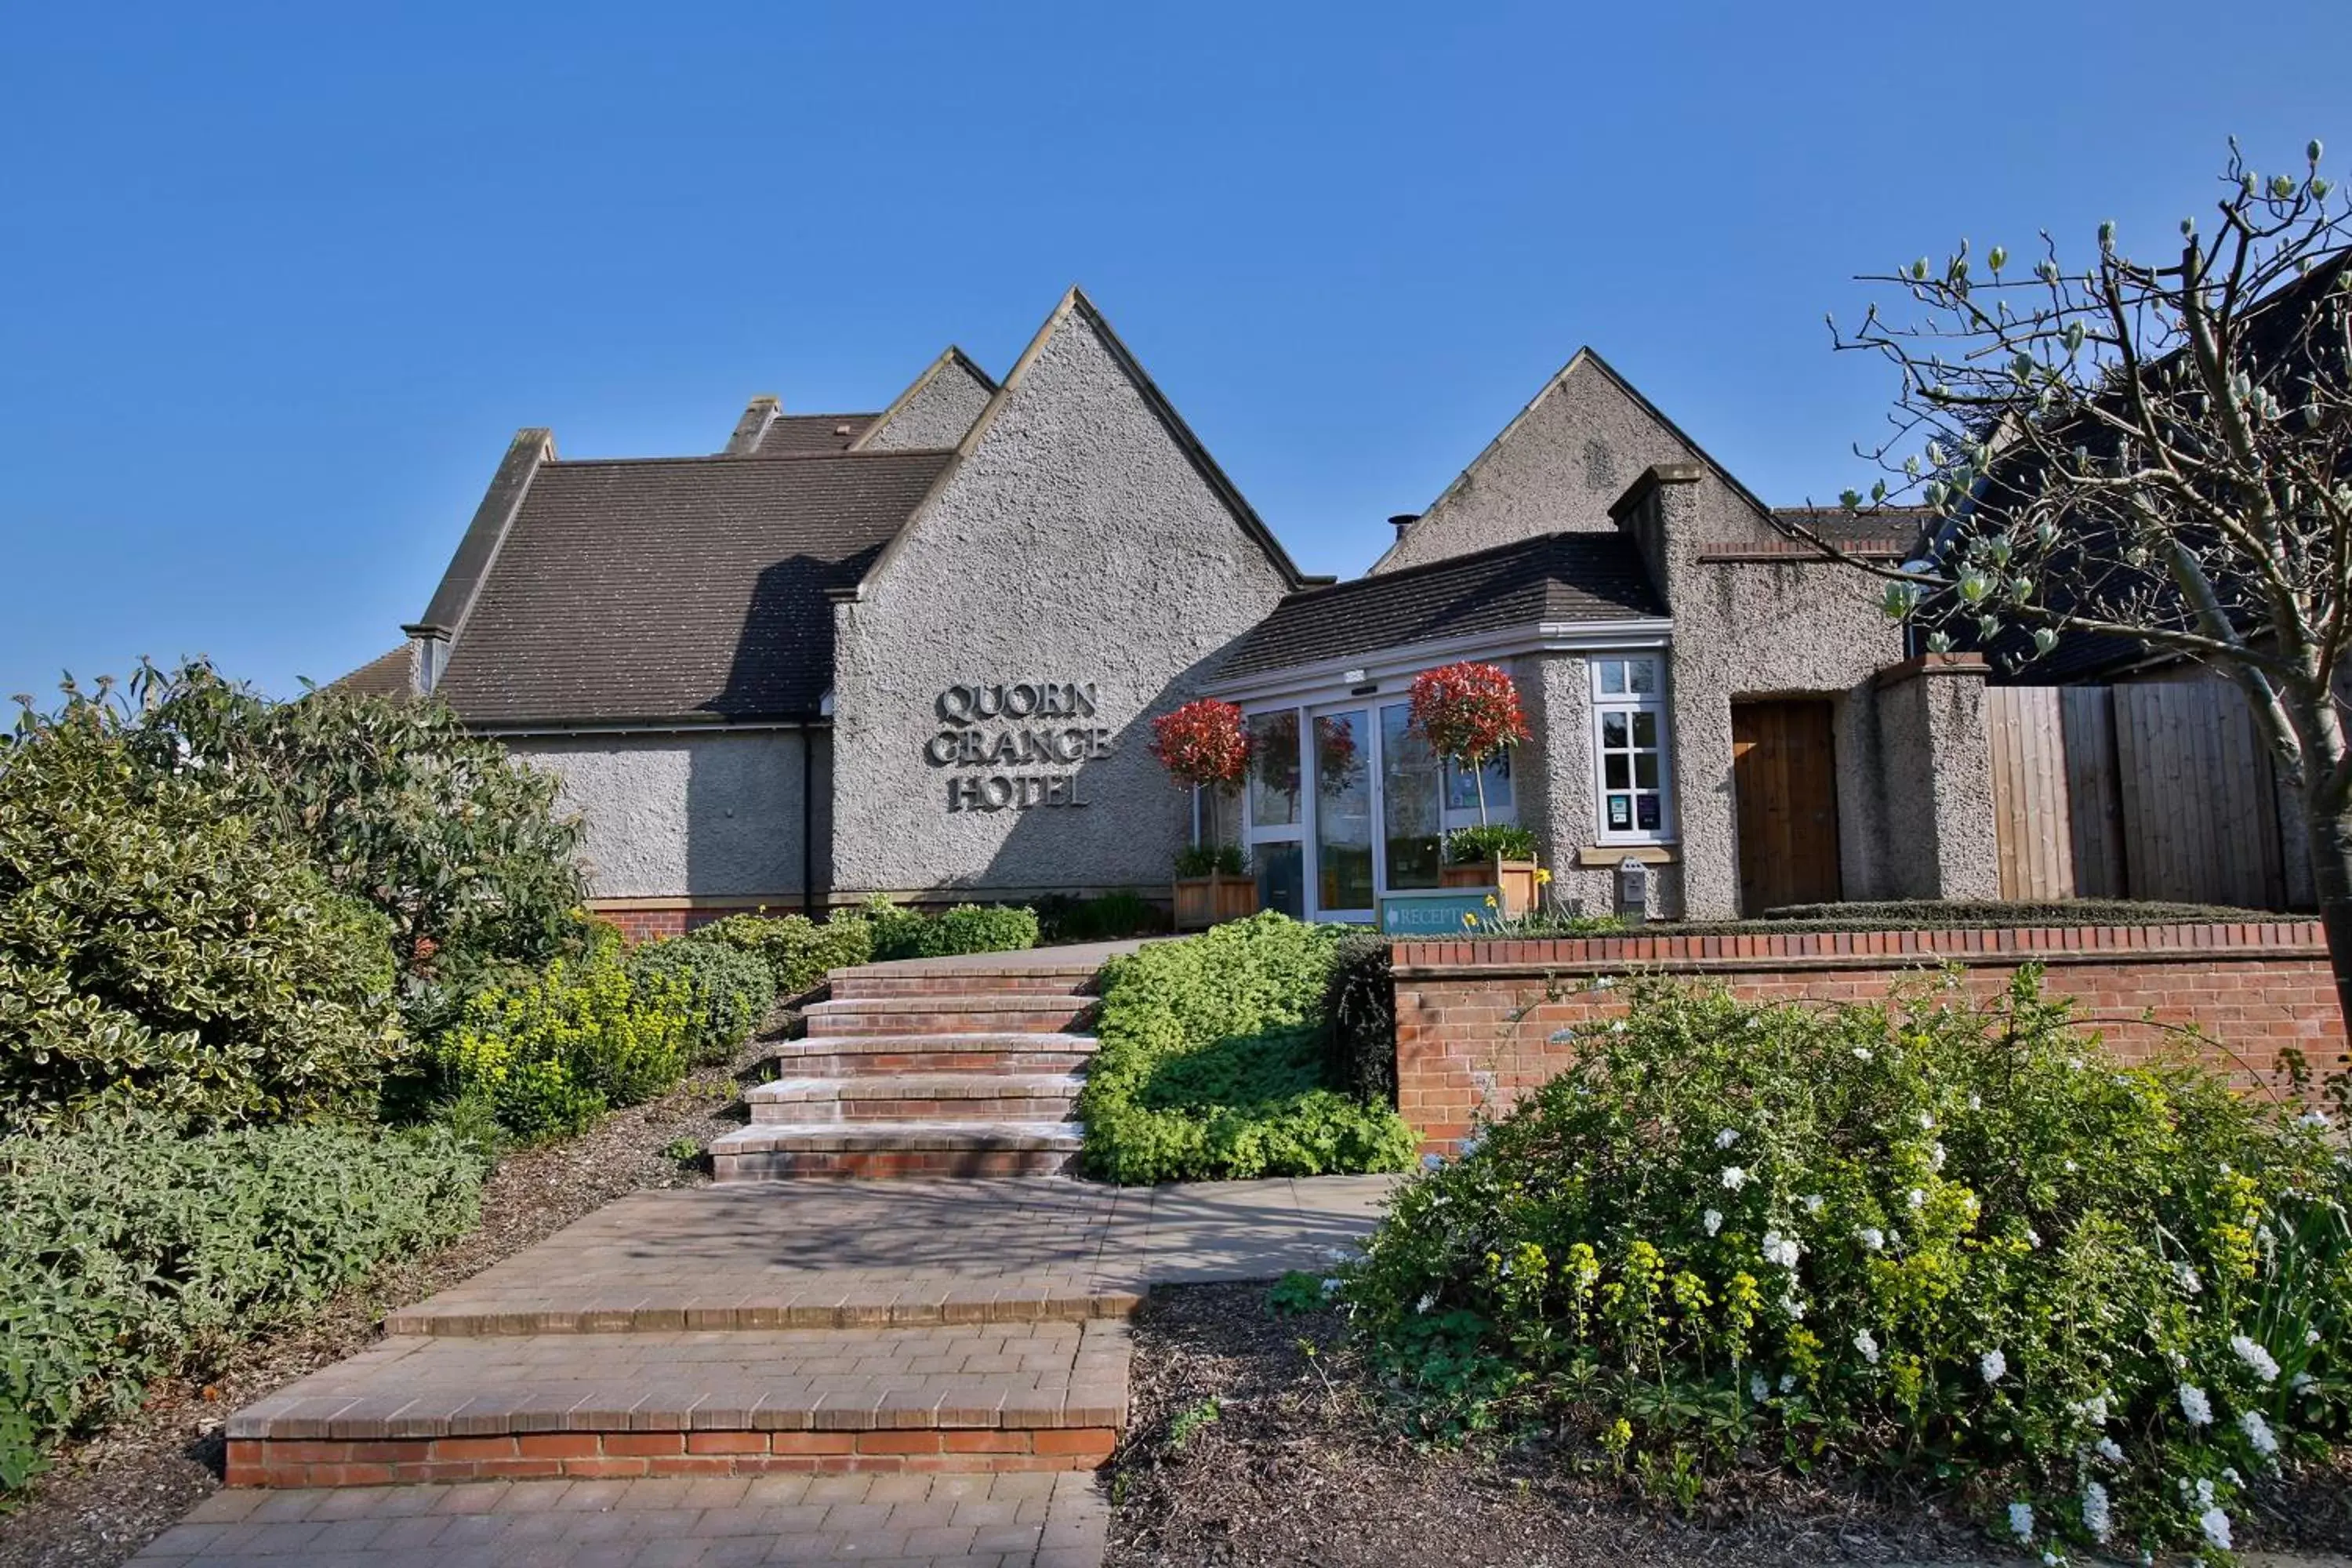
[136,1471,1105,1567]
[134,1176,1401,1566]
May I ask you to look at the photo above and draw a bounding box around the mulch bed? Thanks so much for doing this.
[1109,1281,2352,1567]
[0,1015,786,1568]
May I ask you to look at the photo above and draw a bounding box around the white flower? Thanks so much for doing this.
[2024,1227,2041,1249]
[1609,1019,1627,1033]
[2178,1382,2213,1425]
[1907,1188,1926,1210]
[1778,1372,1796,1393]
[1749,1370,1769,1402]
[1703,1209,1722,1236]
[2172,1261,2202,1295]
[2008,1500,2035,1541]
[2198,1506,2231,1552]
[1319,1276,1342,1296]
[2082,1480,2112,1542]
[1858,1226,1886,1250]
[2300,1109,2332,1127]
[1416,1291,1437,1315]
[1918,1111,1936,1129]
[2063,1159,2077,1173]
[2308,1327,2324,1346]
[1780,1292,1806,1319]
[1715,1127,1740,1149]
[1588,975,1615,991]
[2240,1410,2278,1456]
[2095,1437,2125,1465]
[2067,1389,2113,1426]
[1853,1047,1874,1062]
[1968,1092,1983,1110]
[2231,1334,2281,1385]
[1761,1229,1801,1269]
[1801,1193,1824,1215]
[1854,1329,1880,1364]
[2292,1371,2318,1394]
[2222,1468,2240,1486]
[2193,1477,2216,1508]
[1980,1348,2007,1385]
[1930,1142,1947,1171]
[1720,1166,1748,1191]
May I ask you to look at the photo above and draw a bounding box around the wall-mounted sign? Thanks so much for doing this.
[924,681,1112,812]
[1378,886,1503,936]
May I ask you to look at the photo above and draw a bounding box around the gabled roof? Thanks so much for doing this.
[326,641,419,699]
[434,450,953,726]
[851,347,996,452]
[754,413,878,456]
[845,288,1308,600]
[1217,531,1667,681]
[1372,347,1778,573]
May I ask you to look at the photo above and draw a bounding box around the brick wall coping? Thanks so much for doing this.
[1392,920,2327,980]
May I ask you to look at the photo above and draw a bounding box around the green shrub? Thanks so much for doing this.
[626,935,773,1062]
[1444,823,1537,864]
[426,938,695,1141]
[122,659,590,983]
[1341,969,2351,1559]
[1034,891,1167,945]
[1323,931,1397,1103]
[0,688,408,1134]
[0,1119,487,1492]
[1174,844,1246,877]
[860,898,1040,963]
[1078,913,1418,1183]
[699,911,874,996]
[1756,898,2283,927]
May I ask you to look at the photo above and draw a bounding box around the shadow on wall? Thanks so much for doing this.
[681,555,868,913]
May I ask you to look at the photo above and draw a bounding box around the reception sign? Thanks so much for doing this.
[1378,887,1502,937]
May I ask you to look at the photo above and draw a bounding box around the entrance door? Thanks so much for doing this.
[1732,699,1842,914]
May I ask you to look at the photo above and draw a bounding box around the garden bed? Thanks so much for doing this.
[1108,1282,2352,1567]
[0,1018,779,1568]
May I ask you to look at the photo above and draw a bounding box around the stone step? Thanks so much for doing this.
[747,1073,1083,1126]
[762,1032,1098,1077]
[828,965,1101,1002]
[224,1322,1129,1487]
[801,994,1097,1037]
[710,1122,1083,1181]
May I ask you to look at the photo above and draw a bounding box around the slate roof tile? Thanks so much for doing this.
[435,451,953,725]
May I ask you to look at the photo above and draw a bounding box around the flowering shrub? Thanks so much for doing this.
[1341,970,2349,1559]
[1407,662,1529,822]
[1149,699,1253,790]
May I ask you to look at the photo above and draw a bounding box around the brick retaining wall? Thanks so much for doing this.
[1394,921,2344,1156]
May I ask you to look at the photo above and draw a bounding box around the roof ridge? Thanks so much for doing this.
[545,449,956,470]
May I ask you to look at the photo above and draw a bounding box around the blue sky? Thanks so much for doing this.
[5,2,2347,702]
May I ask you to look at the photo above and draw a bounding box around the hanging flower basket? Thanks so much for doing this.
[1153,699,1260,928]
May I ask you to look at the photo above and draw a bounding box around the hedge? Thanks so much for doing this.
[0,1120,488,1492]
[1077,913,1417,1183]
[699,911,875,997]
[625,935,774,1062]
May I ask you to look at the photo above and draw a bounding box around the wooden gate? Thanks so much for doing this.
[1732,699,1842,914]
[1986,681,2288,908]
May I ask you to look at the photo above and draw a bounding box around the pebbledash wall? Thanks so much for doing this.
[1392,922,2345,1156]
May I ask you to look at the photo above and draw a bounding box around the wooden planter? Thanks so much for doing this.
[1173,872,1259,931]
[1440,856,1541,920]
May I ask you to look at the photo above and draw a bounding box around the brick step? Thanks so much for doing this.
[828,966,1101,1002]
[762,1032,1098,1077]
[747,1073,1083,1126]
[802,994,1097,1037]
[710,1122,1083,1181]
[225,1322,1128,1487]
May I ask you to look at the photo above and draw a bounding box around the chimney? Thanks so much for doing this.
[1388,513,1421,541]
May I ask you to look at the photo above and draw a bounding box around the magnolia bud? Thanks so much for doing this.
[2310,139,2325,165]
[1987,245,2007,271]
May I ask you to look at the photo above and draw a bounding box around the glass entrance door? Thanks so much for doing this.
[1312,710,1374,919]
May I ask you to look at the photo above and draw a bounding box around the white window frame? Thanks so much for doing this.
[1590,654,1674,845]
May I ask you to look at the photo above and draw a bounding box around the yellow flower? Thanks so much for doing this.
[1535,868,1553,885]
[1461,911,1478,929]
[1483,895,1498,909]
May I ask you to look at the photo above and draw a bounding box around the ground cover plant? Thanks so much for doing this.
[1340,969,2350,1561]
[1079,913,1417,1182]
[0,1119,488,1494]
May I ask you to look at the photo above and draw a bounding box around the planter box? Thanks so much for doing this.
[1173,872,1259,931]
[1441,856,1540,920]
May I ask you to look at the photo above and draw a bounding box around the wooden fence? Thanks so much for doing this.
[1987,682,2294,909]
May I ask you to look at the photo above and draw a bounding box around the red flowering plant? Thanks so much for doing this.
[1149,699,1253,791]
[1407,661,1530,825]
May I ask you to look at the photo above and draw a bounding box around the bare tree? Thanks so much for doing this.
[1781,139,2352,1028]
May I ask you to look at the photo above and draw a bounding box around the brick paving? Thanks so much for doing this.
[132,1471,1107,1566]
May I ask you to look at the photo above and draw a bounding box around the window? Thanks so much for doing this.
[1592,655,1671,842]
